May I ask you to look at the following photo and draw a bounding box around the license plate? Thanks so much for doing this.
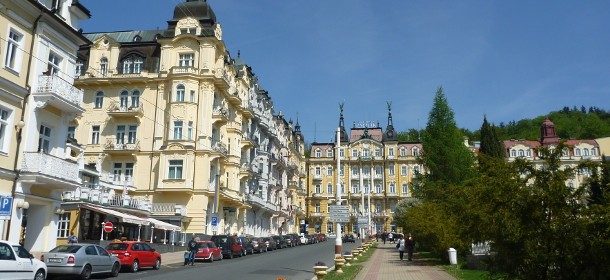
[48,258,62,263]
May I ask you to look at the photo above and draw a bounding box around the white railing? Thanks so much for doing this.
[62,188,150,211]
[36,75,83,107]
[21,152,80,183]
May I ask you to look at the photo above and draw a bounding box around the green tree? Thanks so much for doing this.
[418,86,475,191]
[479,115,504,158]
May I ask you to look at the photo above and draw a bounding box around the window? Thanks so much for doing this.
[315,203,320,213]
[90,125,100,144]
[75,59,84,77]
[116,125,125,144]
[375,148,381,157]
[187,121,193,140]
[0,108,11,152]
[125,163,134,182]
[131,90,140,108]
[400,148,406,157]
[402,183,408,194]
[352,185,359,194]
[315,167,321,176]
[121,55,143,74]
[352,166,359,176]
[315,149,321,158]
[47,52,61,75]
[0,243,15,260]
[127,125,137,144]
[190,90,195,102]
[414,166,420,174]
[353,202,359,214]
[315,184,321,194]
[591,148,597,156]
[362,149,370,157]
[526,149,532,157]
[326,167,332,176]
[375,184,382,194]
[388,164,395,176]
[375,166,382,176]
[38,125,52,153]
[511,149,516,157]
[575,148,581,156]
[326,149,333,157]
[518,149,524,157]
[168,160,183,179]
[327,183,333,194]
[94,91,104,108]
[340,164,344,176]
[67,126,75,140]
[339,148,344,158]
[363,166,370,177]
[100,58,108,76]
[352,149,358,158]
[176,85,185,102]
[389,183,396,193]
[341,184,345,194]
[364,183,370,194]
[412,147,419,157]
[173,121,183,140]
[388,148,395,157]
[401,165,407,176]
[179,53,194,67]
[327,222,333,233]
[4,29,23,71]
[113,163,122,181]
[376,202,381,213]
[120,91,129,108]
[57,213,71,238]
[390,202,396,213]
[583,149,590,156]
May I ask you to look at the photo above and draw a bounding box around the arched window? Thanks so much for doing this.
[131,90,140,108]
[511,150,516,157]
[583,149,589,156]
[120,91,129,108]
[526,149,532,157]
[412,147,419,157]
[176,84,185,102]
[315,149,321,158]
[121,54,144,74]
[591,148,597,156]
[575,148,581,156]
[518,149,524,157]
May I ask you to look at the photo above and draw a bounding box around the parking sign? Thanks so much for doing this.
[211,216,218,226]
[0,196,13,220]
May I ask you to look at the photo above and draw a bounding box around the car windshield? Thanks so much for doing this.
[212,237,229,244]
[50,245,81,253]
[198,243,209,248]
[105,243,128,250]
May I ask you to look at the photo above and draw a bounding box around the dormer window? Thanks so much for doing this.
[133,35,142,42]
[180,28,196,35]
[122,55,144,74]
[179,53,194,67]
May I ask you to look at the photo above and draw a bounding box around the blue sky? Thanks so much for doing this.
[79,0,610,143]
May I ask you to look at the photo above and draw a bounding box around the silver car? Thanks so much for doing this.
[42,243,120,280]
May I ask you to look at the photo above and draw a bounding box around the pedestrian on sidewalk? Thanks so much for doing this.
[185,237,198,266]
[405,233,415,261]
[382,232,386,244]
[397,235,406,260]
[388,232,393,244]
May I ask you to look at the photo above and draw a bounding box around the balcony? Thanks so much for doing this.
[151,203,187,216]
[211,141,228,156]
[33,75,84,113]
[240,135,254,149]
[373,192,385,197]
[20,151,80,188]
[227,87,241,106]
[62,187,150,212]
[98,173,134,191]
[214,68,230,89]
[245,194,277,212]
[313,174,322,181]
[107,101,143,118]
[374,211,390,219]
[212,106,229,124]
[169,66,198,76]
[288,180,298,190]
[104,138,140,153]
[386,192,399,197]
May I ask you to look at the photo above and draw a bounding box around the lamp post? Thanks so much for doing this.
[335,127,342,258]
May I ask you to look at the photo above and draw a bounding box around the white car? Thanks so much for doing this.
[0,240,47,280]
[299,234,308,245]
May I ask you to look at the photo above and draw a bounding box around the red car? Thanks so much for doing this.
[105,242,161,272]
[194,241,222,262]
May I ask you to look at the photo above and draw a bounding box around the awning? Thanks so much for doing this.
[148,218,181,231]
[84,205,150,226]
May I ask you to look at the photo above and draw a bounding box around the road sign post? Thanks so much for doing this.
[0,196,13,220]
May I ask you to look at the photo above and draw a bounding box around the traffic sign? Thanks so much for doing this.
[103,221,114,233]
[328,205,349,213]
[0,196,13,220]
[211,216,218,226]
[329,217,350,223]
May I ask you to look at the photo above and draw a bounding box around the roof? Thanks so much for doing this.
[350,128,383,142]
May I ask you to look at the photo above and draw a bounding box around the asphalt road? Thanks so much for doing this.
[107,238,362,280]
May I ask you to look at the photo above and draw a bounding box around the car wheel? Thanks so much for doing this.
[219,253,223,260]
[80,265,92,280]
[228,253,233,259]
[111,262,120,277]
[34,269,45,280]
[153,258,161,270]
[131,260,139,272]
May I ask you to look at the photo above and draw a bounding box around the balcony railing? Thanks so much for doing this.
[62,187,150,211]
[35,75,83,111]
[107,101,144,116]
[104,138,140,151]
[245,194,277,211]
[21,151,80,184]
[151,203,187,216]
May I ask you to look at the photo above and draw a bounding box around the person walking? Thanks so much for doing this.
[397,235,406,260]
[382,232,386,244]
[185,237,198,266]
[68,232,78,244]
[405,234,415,261]
[388,232,393,244]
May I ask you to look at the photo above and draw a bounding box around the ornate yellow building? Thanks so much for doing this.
[68,0,305,244]
[306,105,422,236]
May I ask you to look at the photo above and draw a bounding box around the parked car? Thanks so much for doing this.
[342,234,356,243]
[210,235,243,259]
[105,241,161,272]
[299,234,309,245]
[251,238,268,253]
[282,235,294,247]
[0,240,47,280]
[194,241,222,262]
[237,235,254,255]
[261,237,277,251]
[272,236,287,249]
[320,234,328,242]
[42,243,120,280]
[287,234,300,246]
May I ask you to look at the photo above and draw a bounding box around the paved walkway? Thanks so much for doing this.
[353,242,456,280]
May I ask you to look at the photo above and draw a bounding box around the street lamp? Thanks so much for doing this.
[334,127,342,258]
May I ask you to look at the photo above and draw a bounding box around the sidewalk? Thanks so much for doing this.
[159,250,188,266]
[353,242,456,280]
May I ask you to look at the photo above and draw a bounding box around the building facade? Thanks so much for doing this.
[306,105,423,236]
[0,0,91,256]
[71,0,305,244]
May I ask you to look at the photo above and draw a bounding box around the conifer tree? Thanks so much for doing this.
[479,115,504,158]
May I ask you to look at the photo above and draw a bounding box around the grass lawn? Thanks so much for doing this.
[417,251,498,280]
